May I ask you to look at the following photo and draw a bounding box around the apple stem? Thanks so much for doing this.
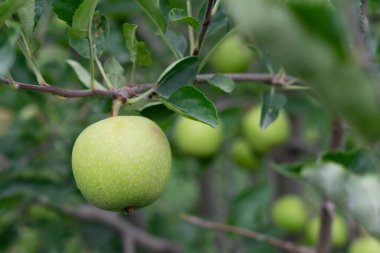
[111,97,124,117]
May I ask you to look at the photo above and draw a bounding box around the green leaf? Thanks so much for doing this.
[123,23,138,62]
[302,162,380,239]
[0,24,20,75]
[104,57,126,88]
[17,0,35,39]
[0,0,28,28]
[69,13,109,58]
[34,0,43,27]
[156,56,199,98]
[161,86,218,128]
[134,0,167,34]
[207,74,236,93]
[52,0,83,26]
[123,23,152,66]
[66,59,106,90]
[272,162,305,179]
[166,29,187,57]
[169,8,200,30]
[260,90,287,129]
[140,104,174,122]
[69,0,98,38]
[136,41,152,66]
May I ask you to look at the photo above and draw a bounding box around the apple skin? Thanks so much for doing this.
[242,106,290,153]
[306,215,348,248]
[210,34,253,73]
[72,116,172,211]
[349,236,380,253]
[231,138,260,171]
[271,195,308,233]
[173,117,222,158]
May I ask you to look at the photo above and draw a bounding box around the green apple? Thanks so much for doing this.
[210,34,253,73]
[230,138,260,170]
[173,117,222,158]
[271,195,307,233]
[306,215,348,248]
[349,236,380,253]
[242,106,290,153]
[72,116,172,211]
[0,106,12,136]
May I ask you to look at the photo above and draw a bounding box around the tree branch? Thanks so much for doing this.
[316,118,345,253]
[62,205,181,253]
[0,73,299,99]
[181,214,314,253]
[192,0,215,56]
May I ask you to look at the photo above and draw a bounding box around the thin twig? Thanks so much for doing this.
[181,214,314,253]
[62,205,181,253]
[192,0,215,56]
[316,118,344,253]
[0,73,300,99]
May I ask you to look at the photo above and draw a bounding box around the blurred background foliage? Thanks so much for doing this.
[1,0,380,252]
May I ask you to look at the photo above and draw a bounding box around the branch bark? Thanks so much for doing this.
[62,205,181,253]
[181,214,314,253]
[192,0,215,56]
[0,73,299,99]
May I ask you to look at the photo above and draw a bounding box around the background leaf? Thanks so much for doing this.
[0,0,28,28]
[0,24,20,75]
[52,0,83,26]
[69,0,98,38]
[260,90,287,129]
[66,59,106,90]
[169,8,200,30]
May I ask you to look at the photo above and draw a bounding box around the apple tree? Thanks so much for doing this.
[1,0,380,253]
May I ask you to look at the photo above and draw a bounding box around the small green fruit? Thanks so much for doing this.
[72,116,172,211]
[271,195,307,233]
[242,106,290,153]
[210,34,253,73]
[230,138,260,170]
[306,215,348,248]
[173,117,222,158]
[349,236,380,253]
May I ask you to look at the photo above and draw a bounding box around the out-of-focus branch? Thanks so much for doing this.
[316,118,344,253]
[181,214,314,253]
[192,0,215,56]
[0,73,300,99]
[62,205,181,253]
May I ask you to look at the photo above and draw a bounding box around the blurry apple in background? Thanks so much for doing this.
[210,34,254,73]
[173,117,222,158]
[230,138,260,171]
[349,235,380,253]
[242,106,290,153]
[271,195,308,233]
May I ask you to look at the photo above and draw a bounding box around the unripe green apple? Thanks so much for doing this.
[349,236,380,253]
[72,116,172,211]
[173,117,222,158]
[210,34,253,73]
[306,215,348,248]
[230,138,260,171]
[0,106,12,136]
[271,195,308,233]
[242,106,290,153]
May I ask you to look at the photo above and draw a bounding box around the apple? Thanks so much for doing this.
[72,116,172,211]
[271,195,307,233]
[230,138,260,170]
[242,106,290,153]
[349,236,380,253]
[305,215,348,247]
[173,117,222,158]
[0,106,12,136]
[210,34,253,73]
